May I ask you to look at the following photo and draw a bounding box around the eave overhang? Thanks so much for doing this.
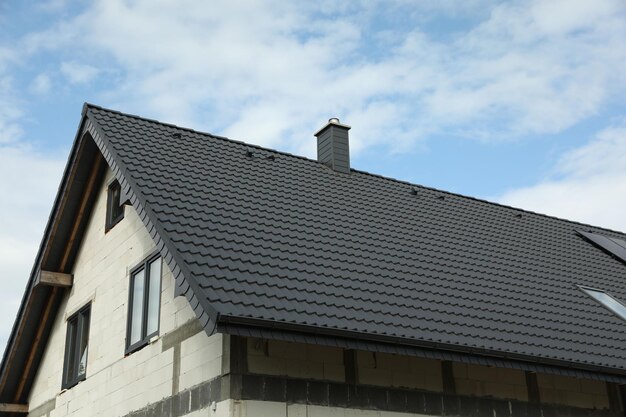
[217,314,626,384]
[0,110,106,406]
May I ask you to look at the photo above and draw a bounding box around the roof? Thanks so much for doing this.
[4,103,626,404]
[85,104,626,373]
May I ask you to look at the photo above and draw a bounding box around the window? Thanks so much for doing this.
[581,286,626,321]
[578,230,626,264]
[106,180,124,231]
[127,255,162,353]
[62,304,91,389]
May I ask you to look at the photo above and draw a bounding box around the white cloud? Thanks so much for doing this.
[37,0,71,13]
[17,0,626,155]
[420,0,626,139]
[0,49,22,144]
[0,78,22,144]
[499,119,626,233]
[0,48,66,352]
[0,0,624,355]
[29,73,52,95]
[0,144,65,352]
[60,61,99,84]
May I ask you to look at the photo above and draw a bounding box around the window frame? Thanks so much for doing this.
[579,285,626,322]
[105,179,125,232]
[62,303,91,390]
[126,252,163,354]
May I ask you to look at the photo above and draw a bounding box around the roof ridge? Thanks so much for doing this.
[352,167,626,237]
[85,102,327,164]
[84,102,626,238]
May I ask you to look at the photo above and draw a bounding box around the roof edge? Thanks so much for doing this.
[82,103,626,237]
[218,314,626,381]
[83,108,221,333]
[0,110,93,399]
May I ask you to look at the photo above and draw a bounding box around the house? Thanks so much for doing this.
[1,103,626,417]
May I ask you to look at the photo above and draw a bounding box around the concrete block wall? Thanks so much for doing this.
[178,331,223,392]
[247,338,345,382]
[248,339,443,393]
[536,373,609,410]
[247,340,442,392]
[124,399,439,417]
[357,352,442,392]
[452,363,527,401]
[23,165,615,417]
[246,338,612,413]
[27,168,223,417]
[238,400,426,417]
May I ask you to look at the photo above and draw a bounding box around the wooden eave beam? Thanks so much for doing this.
[35,270,73,288]
[0,403,28,413]
[0,123,97,401]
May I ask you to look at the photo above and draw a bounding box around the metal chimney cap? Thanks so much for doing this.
[314,118,351,137]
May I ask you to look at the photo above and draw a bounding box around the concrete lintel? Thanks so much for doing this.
[161,319,203,352]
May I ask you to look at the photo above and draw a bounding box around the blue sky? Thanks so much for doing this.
[1,0,626,351]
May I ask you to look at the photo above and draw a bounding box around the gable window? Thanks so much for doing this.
[106,180,124,231]
[62,304,91,389]
[580,286,626,321]
[126,255,162,353]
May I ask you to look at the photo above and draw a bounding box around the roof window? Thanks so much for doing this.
[577,230,626,264]
[580,286,626,321]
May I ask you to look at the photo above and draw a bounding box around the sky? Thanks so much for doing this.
[1,0,626,353]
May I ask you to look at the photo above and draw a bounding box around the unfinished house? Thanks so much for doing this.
[1,104,626,417]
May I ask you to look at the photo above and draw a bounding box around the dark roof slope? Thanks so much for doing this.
[84,104,626,377]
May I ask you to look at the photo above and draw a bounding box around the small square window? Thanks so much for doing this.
[62,304,91,389]
[106,180,124,231]
[126,255,162,354]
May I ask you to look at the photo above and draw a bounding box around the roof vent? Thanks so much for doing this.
[315,118,351,174]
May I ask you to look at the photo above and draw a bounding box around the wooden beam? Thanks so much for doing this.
[526,371,541,404]
[14,288,57,403]
[37,270,73,288]
[0,297,33,394]
[40,137,88,268]
[606,382,622,413]
[60,153,102,271]
[0,134,95,399]
[0,403,28,413]
[441,360,456,394]
[343,349,358,385]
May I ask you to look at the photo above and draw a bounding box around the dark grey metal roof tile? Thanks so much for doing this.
[86,104,626,376]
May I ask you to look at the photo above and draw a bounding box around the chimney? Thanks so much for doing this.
[314,118,351,174]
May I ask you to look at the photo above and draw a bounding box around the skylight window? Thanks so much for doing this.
[581,286,626,321]
[577,230,626,265]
